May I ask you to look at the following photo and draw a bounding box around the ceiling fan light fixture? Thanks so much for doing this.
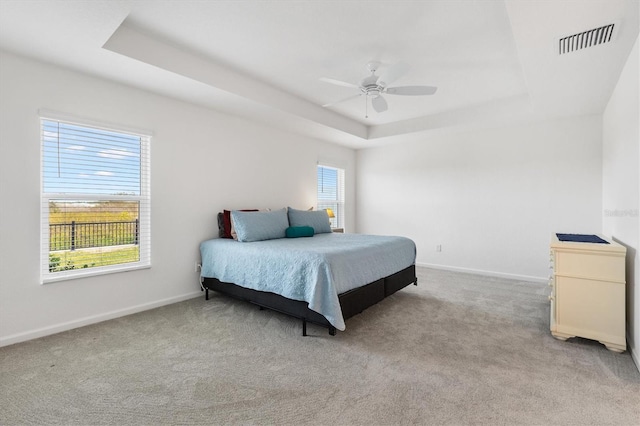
[366,88,381,97]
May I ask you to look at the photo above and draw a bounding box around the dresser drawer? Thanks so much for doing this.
[554,250,625,282]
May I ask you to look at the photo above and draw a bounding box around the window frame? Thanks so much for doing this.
[39,111,152,284]
[316,164,345,230]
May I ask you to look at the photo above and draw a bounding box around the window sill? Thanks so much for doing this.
[41,262,151,284]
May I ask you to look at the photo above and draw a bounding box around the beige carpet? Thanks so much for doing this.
[1,267,639,425]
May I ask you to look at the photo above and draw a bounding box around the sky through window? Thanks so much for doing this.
[42,120,141,195]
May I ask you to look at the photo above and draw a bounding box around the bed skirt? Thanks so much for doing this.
[202,264,417,335]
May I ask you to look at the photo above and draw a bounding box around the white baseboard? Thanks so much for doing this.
[627,330,640,373]
[0,291,203,348]
[417,262,547,283]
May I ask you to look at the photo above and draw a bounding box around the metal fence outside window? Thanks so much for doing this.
[49,220,139,251]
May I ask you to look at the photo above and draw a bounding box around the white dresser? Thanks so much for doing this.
[549,233,626,352]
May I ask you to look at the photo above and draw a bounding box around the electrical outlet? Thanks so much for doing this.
[195,262,201,272]
[436,244,442,252]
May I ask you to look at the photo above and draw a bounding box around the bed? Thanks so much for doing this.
[199,209,417,336]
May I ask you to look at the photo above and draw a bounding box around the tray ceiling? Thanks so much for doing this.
[0,0,637,148]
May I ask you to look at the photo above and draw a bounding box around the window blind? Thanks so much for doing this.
[317,165,345,229]
[40,117,151,283]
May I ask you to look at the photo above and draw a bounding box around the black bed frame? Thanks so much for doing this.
[201,264,417,336]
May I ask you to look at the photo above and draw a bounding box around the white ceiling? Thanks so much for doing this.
[0,0,637,149]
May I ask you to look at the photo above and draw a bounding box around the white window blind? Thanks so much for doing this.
[40,116,151,283]
[317,165,345,229]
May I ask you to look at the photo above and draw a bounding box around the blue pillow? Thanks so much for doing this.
[285,226,315,238]
[231,208,289,242]
[287,207,332,234]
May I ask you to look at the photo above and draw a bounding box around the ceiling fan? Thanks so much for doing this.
[320,61,437,118]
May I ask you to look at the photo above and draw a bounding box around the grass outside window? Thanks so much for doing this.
[49,246,140,272]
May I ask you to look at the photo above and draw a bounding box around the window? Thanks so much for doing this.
[40,115,151,283]
[317,164,345,229]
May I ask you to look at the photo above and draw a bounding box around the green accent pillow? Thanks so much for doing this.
[285,226,315,238]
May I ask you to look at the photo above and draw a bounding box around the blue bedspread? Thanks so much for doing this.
[200,233,416,331]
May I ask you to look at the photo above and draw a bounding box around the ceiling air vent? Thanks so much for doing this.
[559,24,615,55]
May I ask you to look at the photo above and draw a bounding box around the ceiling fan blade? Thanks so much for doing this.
[371,95,388,113]
[386,86,438,96]
[320,77,360,89]
[322,94,361,108]
[378,61,410,86]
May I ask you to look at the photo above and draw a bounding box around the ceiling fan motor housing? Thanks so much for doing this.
[366,61,381,73]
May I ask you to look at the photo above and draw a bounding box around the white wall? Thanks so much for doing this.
[0,51,356,346]
[356,116,603,280]
[603,35,639,367]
